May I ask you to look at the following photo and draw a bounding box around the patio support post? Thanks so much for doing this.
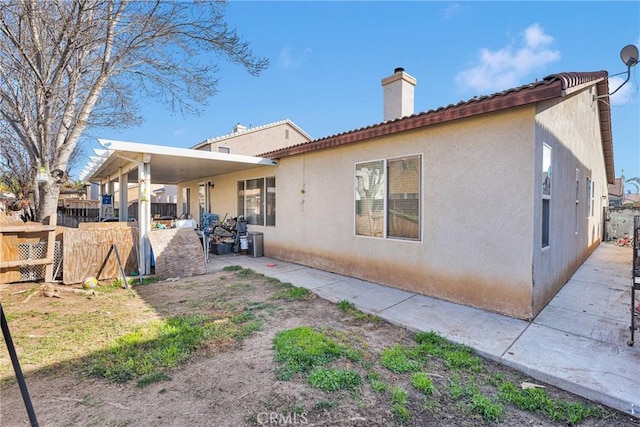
[138,161,152,275]
[118,168,128,222]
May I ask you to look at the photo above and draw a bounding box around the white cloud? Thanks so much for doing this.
[608,75,636,106]
[455,23,561,93]
[278,46,312,70]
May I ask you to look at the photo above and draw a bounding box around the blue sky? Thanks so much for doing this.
[80,1,640,184]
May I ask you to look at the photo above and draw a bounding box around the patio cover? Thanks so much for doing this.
[80,139,278,184]
[79,138,278,275]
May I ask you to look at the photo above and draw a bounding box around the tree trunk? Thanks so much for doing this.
[37,180,60,223]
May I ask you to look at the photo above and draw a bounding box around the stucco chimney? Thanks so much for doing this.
[233,123,247,133]
[381,67,417,121]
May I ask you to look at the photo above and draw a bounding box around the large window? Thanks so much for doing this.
[542,144,552,248]
[355,156,420,240]
[237,177,276,226]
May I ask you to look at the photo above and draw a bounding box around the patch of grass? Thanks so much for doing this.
[414,331,482,372]
[273,327,343,380]
[391,386,408,405]
[470,393,503,422]
[222,265,243,271]
[274,286,313,301]
[308,367,362,391]
[345,348,363,362]
[449,374,464,399]
[392,403,410,423]
[87,315,209,382]
[498,382,605,425]
[410,372,435,395]
[234,268,262,278]
[336,300,382,323]
[87,310,260,383]
[380,344,423,373]
[370,379,389,393]
[136,372,171,388]
[391,386,410,422]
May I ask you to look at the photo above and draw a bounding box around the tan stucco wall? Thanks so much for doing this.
[198,122,310,157]
[532,86,608,314]
[199,108,538,318]
[177,89,608,320]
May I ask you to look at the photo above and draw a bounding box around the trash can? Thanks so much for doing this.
[248,231,263,257]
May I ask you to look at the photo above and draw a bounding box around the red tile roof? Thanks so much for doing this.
[261,71,614,184]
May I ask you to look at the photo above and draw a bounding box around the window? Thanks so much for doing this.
[355,156,420,240]
[542,144,551,247]
[198,183,207,219]
[218,146,230,153]
[586,177,594,217]
[182,187,190,216]
[575,169,580,234]
[237,177,276,226]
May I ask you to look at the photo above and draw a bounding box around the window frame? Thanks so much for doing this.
[237,176,276,227]
[355,154,421,241]
[541,143,552,248]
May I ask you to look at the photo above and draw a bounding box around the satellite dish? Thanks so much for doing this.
[620,44,639,67]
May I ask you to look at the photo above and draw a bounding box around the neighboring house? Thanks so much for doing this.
[86,68,614,320]
[608,176,625,207]
[180,120,312,219]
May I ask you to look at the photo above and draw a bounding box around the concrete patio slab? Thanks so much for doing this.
[502,323,639,415]
[312,277,415,313]
[534,304,632,345]
[545,279,631,321]
[262,267,344,290]
[379,294,529,361]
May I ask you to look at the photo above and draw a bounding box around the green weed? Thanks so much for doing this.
[470,393,503,422]
[274,286,313,301]
[414,331,482,372]
[380,344,423,373]
[391,386,408,405]
[392,403,410,422]
[136,372,171,388]
[410,372,435,395]
[336,300,382,323]
[498,382,605,425]
[273,326,343,380]
[308,367,362,391]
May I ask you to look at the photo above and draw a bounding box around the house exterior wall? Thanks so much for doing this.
[177,85,608,320]
[532,86,608,314]
[195,122,310,157]
[205,107,538,318]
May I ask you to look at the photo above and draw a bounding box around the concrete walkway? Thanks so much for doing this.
[205,242,639,416]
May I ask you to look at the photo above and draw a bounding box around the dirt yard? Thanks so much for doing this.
[0,267,638,427]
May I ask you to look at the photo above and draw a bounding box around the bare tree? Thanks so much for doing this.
[0,0,268,221]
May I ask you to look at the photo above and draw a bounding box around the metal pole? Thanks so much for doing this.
[0,302,39,426]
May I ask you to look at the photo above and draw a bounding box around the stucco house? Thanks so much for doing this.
[85,68,614,320]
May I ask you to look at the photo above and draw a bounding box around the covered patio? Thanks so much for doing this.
[80,139,278,275]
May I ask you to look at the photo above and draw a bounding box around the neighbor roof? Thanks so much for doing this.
[191,119,312,150]
[261,71,614,184]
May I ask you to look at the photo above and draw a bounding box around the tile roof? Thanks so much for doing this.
[260,71,614,184]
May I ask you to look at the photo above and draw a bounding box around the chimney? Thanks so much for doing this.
[233,123,247,133]
[381,67,417,121]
